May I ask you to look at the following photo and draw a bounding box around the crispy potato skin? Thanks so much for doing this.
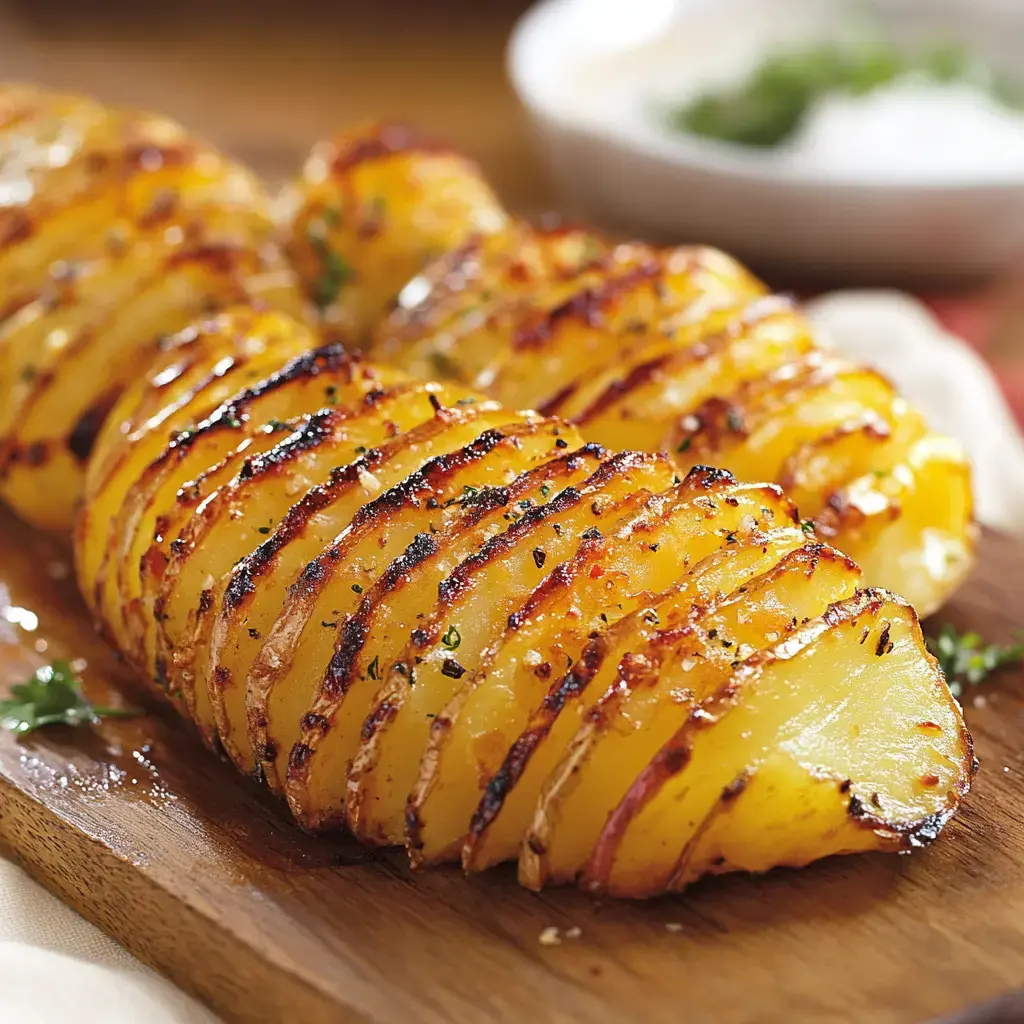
[283,123,507,344]
[71,308,974,897]
[0,85,308,531]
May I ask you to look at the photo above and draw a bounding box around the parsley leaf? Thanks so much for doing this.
[0,661,140,734]
[927,625,1024,698]
[308,232,354,310]
[441,625,461,651]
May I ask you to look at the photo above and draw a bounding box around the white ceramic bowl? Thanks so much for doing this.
[508,0,1024,282]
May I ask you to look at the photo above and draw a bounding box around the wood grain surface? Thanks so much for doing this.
[0,508,1021,1024]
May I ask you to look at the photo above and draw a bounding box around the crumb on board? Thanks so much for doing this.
[540,925,582,945]
[665,922,683,933]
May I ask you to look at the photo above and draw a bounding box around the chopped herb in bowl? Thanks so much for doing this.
[669,41,1021,148]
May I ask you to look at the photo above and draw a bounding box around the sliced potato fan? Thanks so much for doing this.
[76,308,974,897]
[0,95,977,899]
[344,130,974,616]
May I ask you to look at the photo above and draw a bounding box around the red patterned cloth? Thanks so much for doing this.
[924,292,1024,429]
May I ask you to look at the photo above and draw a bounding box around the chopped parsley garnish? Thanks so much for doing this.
[352,583,363,594]
[367,655,381,681]
[677,437,692,453]
[257,525,272,535]
[309,231,354,310]
[669,41,1023,149]
[928,625,1024,698]
[0,661,140,734]
[540,484,552,498]
[800,519,815,535]
[441,625,462,651]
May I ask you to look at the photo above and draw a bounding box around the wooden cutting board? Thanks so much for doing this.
[0,508,1021,1024]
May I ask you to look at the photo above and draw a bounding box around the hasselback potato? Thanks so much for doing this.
[283,126,974,616]
[0,91,975,897]
[366,225,973,616]
[0,84,307,530]
[76,306,973,896]
[282,122,507,344]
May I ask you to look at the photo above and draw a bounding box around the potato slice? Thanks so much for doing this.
[359,453,675,855]
[519,540,859,889]
[584,590,974,898]
[281,444,616,835]
[247,419,589,794]
[776,403,925,516]
[81,311,321,633]
[123,370,425,681]
[414,474,801,868]
[374,224,612,385]
[565,298,814,454]
[669,354,901,483]
[285,122,507,342]
[483,247,764,411]
[829,432,975,617]
[156,387,493,736]
[247,418,575,790]
[205,405,530,771]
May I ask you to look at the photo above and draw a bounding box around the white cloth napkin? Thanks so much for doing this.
[0,291,1021,1024]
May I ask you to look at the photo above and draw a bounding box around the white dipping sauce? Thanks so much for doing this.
[558,4,1024,186]
[783,78,1024,182]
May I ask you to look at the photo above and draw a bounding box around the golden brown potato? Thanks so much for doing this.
[283,123,507,344]
[370,220,974,616]
[0,85,307,531]
[75,308,974,897]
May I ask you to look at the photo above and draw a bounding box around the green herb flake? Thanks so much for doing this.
[0,661,140,735]
[351,583,363,594]
[441,625,462,651]
[367,655,381,681]
[800,519,815,535]
[677,437,692,454]
[309,232,354,310]
[670,41,1022,150]
[927,625,1024,698]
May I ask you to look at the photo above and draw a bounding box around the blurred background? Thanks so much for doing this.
[0,0,1021,424]
[0,0,546,201]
